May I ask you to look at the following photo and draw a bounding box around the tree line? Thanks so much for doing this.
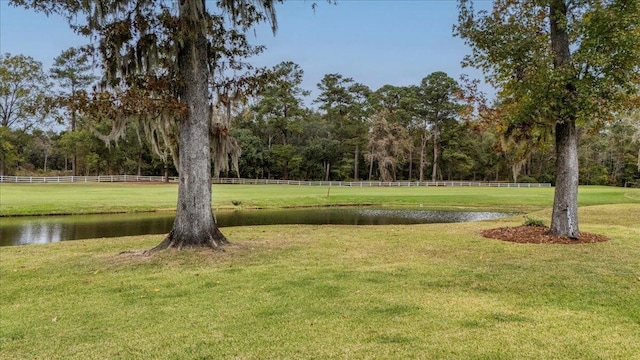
[2,53,639,186]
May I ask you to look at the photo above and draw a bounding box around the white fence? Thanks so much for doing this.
[0,175,551,188]
[211,178,551,188]
[0,175,179,184]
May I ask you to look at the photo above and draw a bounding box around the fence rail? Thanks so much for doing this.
[0,175,551,188]
[0,175,179,184]
[210,178,551,188]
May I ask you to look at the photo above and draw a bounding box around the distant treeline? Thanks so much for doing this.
[1,54,639,187]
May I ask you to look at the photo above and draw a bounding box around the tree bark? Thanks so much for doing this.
[549,0,579,238]
[408,151,413,181]
[431,124,439,182]
[550,120,579,237]
[71,111,77,177]
[354,144,359,180]
[419,133,427,182]
[150,0,227,251]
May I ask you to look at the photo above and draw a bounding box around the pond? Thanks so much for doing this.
[0,208,514,246]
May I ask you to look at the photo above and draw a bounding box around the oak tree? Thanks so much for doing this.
[0,53,51,175]
[456,0,640,237]
[0,53,50,131]
[11,0,281,250]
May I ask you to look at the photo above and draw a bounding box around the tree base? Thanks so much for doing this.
[146,226,230,253]
[481,225,609,244]
[548,226,579,240]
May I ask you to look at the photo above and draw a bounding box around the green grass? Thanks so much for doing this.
[1,204,639,359]
[2,183,639,216]
[1,184,639,358]
[0,183,179,216]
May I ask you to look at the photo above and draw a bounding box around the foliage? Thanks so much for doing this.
[11,0,281,174]
[0,126,19,175]
[315,73,372,180]
[49,47,97,129]
[413,72,466,181]
[10,0,292,249]
[1,30,638,186]
[455,0,640,236]
[2,62,639,185]
[456,0,639,130]
[252,61,308,145]
[0,53,50,131]
[48,47,99,175]
[366,109,413,181]
[232,127,270,178]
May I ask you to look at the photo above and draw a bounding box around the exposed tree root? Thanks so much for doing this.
[145,227,230,254]
[119,250,150,257]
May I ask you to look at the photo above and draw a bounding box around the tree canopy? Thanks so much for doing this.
[10,0,283,250]
[0,53,50,130]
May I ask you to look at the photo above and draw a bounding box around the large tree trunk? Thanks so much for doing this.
[550,120,579,237]
[549,0,579,238]
[151,0,227,251]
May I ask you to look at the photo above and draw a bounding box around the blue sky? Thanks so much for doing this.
[0,0,493,102]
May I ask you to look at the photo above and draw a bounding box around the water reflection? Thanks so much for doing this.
[16,222,64,245]
[1,213,175,247]
[0,208,514,246]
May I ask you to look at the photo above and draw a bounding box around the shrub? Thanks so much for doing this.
[523,216,545,227]
[518,176,538,183]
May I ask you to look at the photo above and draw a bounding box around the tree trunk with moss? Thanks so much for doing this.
[151,0,227,251]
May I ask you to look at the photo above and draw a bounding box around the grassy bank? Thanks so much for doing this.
[1,183,639,216]
[1,204,639,359]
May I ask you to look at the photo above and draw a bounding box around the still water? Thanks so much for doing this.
[0,208,513,246]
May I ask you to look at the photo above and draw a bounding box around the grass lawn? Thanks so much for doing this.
[1,184,639,359]
[1,183,639,216]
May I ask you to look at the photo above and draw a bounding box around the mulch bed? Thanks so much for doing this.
[480,225,610,244]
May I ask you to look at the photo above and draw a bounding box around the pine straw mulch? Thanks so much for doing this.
[480,225,610,244]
